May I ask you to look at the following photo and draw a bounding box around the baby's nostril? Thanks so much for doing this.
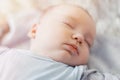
[75,37,77,40]
[79,41,82,44]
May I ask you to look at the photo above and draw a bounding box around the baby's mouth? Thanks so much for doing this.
[63,43,79,56]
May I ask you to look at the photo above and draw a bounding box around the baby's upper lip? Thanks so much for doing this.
[64,43,79,55]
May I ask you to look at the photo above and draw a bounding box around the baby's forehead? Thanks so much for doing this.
[46,5,92,21]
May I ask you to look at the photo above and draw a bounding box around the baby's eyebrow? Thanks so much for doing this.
[63,16,79,27]
[65,16,77,22]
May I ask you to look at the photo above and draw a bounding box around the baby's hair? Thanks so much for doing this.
[40,4,94,22]
[38,6,55,23]
[39,6,55,20]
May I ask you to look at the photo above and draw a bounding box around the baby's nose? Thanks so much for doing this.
[72,33,84,44]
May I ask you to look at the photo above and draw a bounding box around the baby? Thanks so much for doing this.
[0,4,119,80]
[28,4,96,66]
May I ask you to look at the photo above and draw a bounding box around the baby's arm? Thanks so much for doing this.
[81,69,120,80]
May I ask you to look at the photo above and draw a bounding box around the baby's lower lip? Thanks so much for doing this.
[63,44,79,56]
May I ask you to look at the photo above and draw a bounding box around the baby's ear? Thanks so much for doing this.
[28,24,38,39]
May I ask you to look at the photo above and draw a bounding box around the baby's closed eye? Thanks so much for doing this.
[63,21,74,29]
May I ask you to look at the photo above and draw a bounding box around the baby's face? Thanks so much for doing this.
[31,5,96,66]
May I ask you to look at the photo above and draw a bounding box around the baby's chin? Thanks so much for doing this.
[61,60,87,66]
[51,56,88,66]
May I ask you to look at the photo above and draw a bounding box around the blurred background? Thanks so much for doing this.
[0,0,120,48]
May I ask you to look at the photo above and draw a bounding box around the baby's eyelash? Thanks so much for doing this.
[63,22,73,29]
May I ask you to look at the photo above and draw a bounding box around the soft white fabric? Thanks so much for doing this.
[1,48,120,80]
[0,48,86,80]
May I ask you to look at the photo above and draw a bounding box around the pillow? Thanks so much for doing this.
[88,34,120,74]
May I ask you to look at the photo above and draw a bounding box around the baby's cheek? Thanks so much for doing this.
[58,27,72,38]
[82,47,90,63]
